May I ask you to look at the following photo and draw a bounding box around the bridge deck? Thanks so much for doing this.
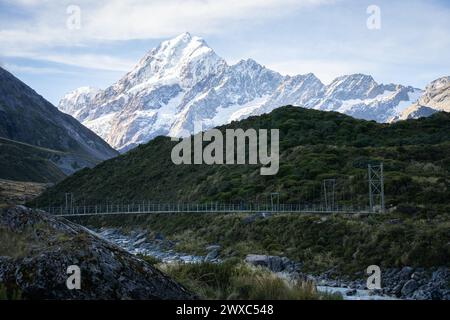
[38,204,372,217]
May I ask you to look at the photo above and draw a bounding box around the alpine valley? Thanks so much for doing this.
[59,32,450,153]
[0,67,118,183]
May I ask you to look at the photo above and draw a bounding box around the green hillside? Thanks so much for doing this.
[0,67,118,183]
[0,137,67,183]
[32,106,450,211]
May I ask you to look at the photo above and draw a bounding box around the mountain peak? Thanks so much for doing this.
[139,32,213,67]
[325,73,378,99]
[236,58,259,66]
[173,31,192,41]
[231,58,266,72]
[120,32,225,90]
[426,76,450,91]
[302,73,322,82]
[333,73,376,83]
[161,32,208,51]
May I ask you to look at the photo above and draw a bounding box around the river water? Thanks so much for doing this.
[95,228,205,263]
[94,228,397,300]
[316,286,398,300]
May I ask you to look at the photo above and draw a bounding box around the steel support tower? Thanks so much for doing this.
[368,164,385,213]
[65,193,74,213]
[322,179,336,212]
[270,192,280,211]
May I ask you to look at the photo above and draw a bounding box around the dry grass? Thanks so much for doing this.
[160,260,342,300]
[0,178,49,206]
[0,226,32,258]
[0,283,22,300]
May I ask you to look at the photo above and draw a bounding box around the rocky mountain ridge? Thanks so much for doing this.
[392,76,450,121]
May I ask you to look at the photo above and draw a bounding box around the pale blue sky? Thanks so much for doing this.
[0,0,449,105]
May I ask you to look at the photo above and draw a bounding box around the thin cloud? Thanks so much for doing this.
[86,0,334,40]
[3,64,71,75]
[1,0,334,42]
[0,0,448,90]
[1,51,135,72]
[0,0,335,70]
[38,53,135,72]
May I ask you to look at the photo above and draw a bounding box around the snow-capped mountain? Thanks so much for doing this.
[252,73,422,123]
[392,76,450,121]
[249,73,324,118]
[59,32,433,152]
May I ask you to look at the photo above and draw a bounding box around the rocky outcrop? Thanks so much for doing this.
[392,76,450,121]
[393,105,438,121]
[204,245,221,262]
[0,206,195,300]
[382,266,450,300]
[245,254,298,273]
[242,212,273,224]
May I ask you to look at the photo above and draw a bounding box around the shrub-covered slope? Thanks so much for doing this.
[32,107,450,211]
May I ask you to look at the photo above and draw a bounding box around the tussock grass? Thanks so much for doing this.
[0,284,21,300]
[0,178,48,206]
[0,226,30,258]
[160,259,341,300]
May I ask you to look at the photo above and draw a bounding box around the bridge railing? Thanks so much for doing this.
[37,202,371,216]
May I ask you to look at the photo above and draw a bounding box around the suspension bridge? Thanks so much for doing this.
[38,164,385,217]
[41,201,376,217]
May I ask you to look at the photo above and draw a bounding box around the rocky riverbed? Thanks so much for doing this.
[95,228,211,263]
[244,255,449,300]
[94,227,450,300]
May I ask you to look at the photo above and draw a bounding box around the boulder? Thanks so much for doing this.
[391,282,405,297]
[245,254,280,271]
[244,254,294,273]
[259,212,273,219]
[443,290,450,300]
[411,289,432,300]
[133,237,147,246]
[430,289,443,300]
[204,244,221,262]
[242,212,272,224]
[399,266,414,280]
[345,289,357,296]
[369,289,383,296]
[411,271,426,282]
[432,267,449,285]
[0,206,196,300]
[154,233,165,241]
[204,248,220,262]
[134,231,147,239]
[205,245,221,251]
[401,279,419,297]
